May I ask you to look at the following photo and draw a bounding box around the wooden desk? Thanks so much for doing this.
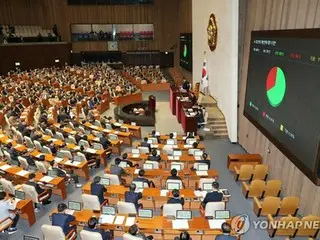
[111,120,142,139]
[227,154,262,172]
[114,92,142,106]
[124,168,218,178]
[16,198,36,227]
[136,143,205,151]
[181,109,197,134]
[41,135,65,147]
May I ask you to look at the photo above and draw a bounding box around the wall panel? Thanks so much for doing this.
[239,0,320,216]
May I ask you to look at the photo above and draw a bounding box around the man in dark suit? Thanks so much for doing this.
[84,217,112,240]
[147,149,161,162]
[150,130,160,143]
[167,189,184,206]
[100,133,111,149]
[191,152,211,170]
[52,203,76,236]
[202,182,223,208]
[133,170,155,188]
[166,169,182,181]
[110,158,127,177]
[140,137,151,152]
[121,153,134,167]
[125,183,143,210]
[90,176,107,204]
[216,223,237,240]
[128,224,153,240]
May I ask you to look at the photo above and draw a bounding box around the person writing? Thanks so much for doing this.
[83,217,112,240]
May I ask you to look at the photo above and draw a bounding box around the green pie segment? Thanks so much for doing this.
[183,44,187,58]
[266,67,286,107]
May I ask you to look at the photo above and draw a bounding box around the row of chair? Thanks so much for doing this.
[234,164,268,181]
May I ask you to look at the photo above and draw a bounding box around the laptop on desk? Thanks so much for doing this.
[66,201,82,215]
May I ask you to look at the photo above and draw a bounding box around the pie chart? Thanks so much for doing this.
[266,67,286,107]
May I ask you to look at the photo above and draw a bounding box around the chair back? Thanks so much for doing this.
[35,161,48,174]
[68,136,77,144]
[270,215,299,236]
[94,120,102,127]
[117,201,137,215]
[60,150,72,159]
[103,173,120,185]
[238,165,254,181]
[123,233,142,240]
[0,178,15,195]
[261,196,280,216]
[145,160,159,169]
[82,194,101,211]
[3,151,12,162]
[138,147,149,154]
[252,164,268,180]
[41,224,66,240]
[43,146,52,154]
[18,156,29,170]
[22,184,39,203]
[162,203,183,217]
[55,132,65,141]
[264,180,281,197]
[24,136,34,148]
[45,129,54,137]
[204,201,225,217]
[80,230,103,240]
[33,140,42,151]
[79,140,90,148]
[296,215,320,238]
[170,162,184,171]
[278,196,299,216]
[16,131,24,143]
[248,180,265,198]
[77,152,87,161]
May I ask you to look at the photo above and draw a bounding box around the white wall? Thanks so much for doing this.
[192,0,238,142]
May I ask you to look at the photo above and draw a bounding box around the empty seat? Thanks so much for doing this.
[80,230,103,240]
[103,173,120,185]
[252,164,268,180]
[41,224,77,240]
[295,215,320,238]
[82,194,105,211]
[117,201,137,215]
[263,180,281,198]
[204,201,225,218]
[277,196,299,216]
[267,214,299,238]
[253,196,280,217]
[242,179,265,198]
[234,165,254,181]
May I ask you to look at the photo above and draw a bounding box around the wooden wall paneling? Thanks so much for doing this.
[239,0,320,216]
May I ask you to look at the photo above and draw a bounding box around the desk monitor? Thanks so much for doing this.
[155,131,160,136]
[148,138,158,144]
[194,150,203,157]
[186,138,197,145]
[85,130,91,135]
[197,163,209,171]
[132,181,144,189]
[48,169,57,178]
[171,164,182,171]
[15,190,25,200]
[132,149,140,154]
[109,135,118,141]
[203,183,213,191]
[167,182,180,190]
[143,163,153,170]
[93,143,103,150]
[173,150,182,157]
[118,120,124,124]
[24,236,40,240]
[68,201,82,211]
[73,155,82,162]
[176,210,192,220]
[100,177,110,186]
[167,139,175,145]
[102,206,116,215]
[138,209,153,218]
[57,151,65,159]
[215,210,230,220]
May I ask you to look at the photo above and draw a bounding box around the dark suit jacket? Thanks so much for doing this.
[52,213,76,235]
[141,142,151,151]
[166,176,182,181]
[125,191,142,210]
[202,191,223,207]
[83,226,111,240]
[133,177,150,187]
[147,155,161,162]
[167,197,184,206]
[26,181,45,194]
[110,165,125,177]
[100,137,111,149]
[215,235,237,240]
[90,182,105,204]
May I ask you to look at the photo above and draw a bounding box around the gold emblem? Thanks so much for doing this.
[207,13,218,51]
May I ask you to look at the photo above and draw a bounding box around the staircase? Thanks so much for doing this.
[198,94,228,139]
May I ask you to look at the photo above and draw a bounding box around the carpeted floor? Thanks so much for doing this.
[7,91,307,240]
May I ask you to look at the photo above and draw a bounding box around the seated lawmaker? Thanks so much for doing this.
[133,170,155,188]
[216,223,237,240]
[110,158,127,177]
[166,169,182,181]
[52,203,76,236]
[167,189,184,206]
[147,149,161,162]
[174,231,192,240]
[140,137,151,152]
[202,182,223,208]
[100,133,111,149]
[125,183,143,210]
[0,191,19,234]
[150,130,160,143]
[91,176,107,204]
[127,224,153,240]
[84,217,112,240]
[50,161,82,188]
[191,152,211,169]
[121,153,134,167]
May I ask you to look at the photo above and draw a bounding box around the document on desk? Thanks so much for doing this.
[167,156,174,160]
[114,215,125,225]
[100,215,115,224]
[160,190,169,196]
[40,176,54,183]
[125,217,136,227]
[54,157,63,163]
[196,171,208,176]
[0,164,12,171]
[14,144,22,149]
[16,170,29,176]
[132,154,140,158]
[209,220,226,229]
[183,145,192,148]
[103,129,111,133]
[172,220,189,229]
[65,209,74,215]
[86,148,96,154]
[73,146,80,150]
[0,134,4,138]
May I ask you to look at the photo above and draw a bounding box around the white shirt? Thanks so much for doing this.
[0,199,17,221]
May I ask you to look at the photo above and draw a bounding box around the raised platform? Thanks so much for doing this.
[123,72,170,92]
[113,92,142,105]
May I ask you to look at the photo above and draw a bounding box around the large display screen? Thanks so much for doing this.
[180,33,192,71]
[244,29,320,185]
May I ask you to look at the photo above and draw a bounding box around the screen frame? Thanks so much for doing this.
[243,28,320,186]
